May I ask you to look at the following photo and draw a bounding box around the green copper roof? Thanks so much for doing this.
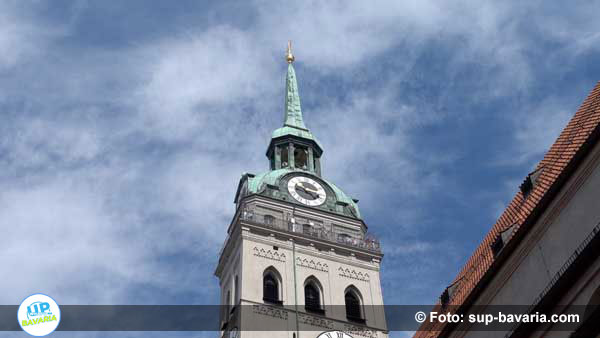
[246,169,361,218]
[270,64,321,148]
[271,126,322,148]
[283,64,307,130]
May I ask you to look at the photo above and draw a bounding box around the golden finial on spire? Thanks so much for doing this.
[286,40,295,64]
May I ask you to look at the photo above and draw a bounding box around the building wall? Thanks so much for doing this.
[530,256,600,337]
[450,134,600,338]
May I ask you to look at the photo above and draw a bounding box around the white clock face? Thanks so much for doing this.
[318,331,354,338]
[287,176,327,206]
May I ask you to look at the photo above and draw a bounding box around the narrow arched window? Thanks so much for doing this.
[263,274,278,302]
[304,277,324,314]
[281,146,289,168]
[263,268,282,305]
[294,146,308,169]
[305,283,320,311]
[345,288,364,323]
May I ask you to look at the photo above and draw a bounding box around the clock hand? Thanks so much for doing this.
[304,187,320,195]
[298,182,320,194]
[297,185,318,199]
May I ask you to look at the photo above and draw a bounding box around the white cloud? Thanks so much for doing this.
[137,26,279,140]
[312,90,444,209]
[0,117,103,173]
[513,99,572,166]
[0,177,134,303]
[255,1,444,69]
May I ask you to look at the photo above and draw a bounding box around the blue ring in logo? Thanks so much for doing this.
[18,293,61,337]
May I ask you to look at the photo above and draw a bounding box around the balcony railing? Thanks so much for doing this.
[235,207,381,253]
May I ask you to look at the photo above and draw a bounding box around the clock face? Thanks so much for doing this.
[287,176,327,206]
[318,331,354,338]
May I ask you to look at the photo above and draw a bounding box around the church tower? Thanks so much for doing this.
[215,43,388,338]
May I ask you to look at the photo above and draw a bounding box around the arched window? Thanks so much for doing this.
[294,146,308,169]
[304,277,324,314]
[345,286,364,323]
[263,268,282,305]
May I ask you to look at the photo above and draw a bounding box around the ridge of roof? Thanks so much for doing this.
[415,81,600,337]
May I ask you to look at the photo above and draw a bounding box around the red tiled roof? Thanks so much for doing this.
[414,81,600,338]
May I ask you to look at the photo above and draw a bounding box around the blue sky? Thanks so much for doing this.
[1,1,599,337]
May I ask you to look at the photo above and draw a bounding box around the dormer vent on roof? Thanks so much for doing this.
[490,223,517,258]
[519,166,544,198]
[440,288,450,308]
[446,278,463,302]
[490,236,504,258]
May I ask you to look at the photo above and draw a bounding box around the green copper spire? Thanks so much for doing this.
[267,42,323,176]
[270,42,320,145]
[283,63,308,130]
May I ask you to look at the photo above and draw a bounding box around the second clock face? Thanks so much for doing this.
[317,331,354,338]
[287,176,327,206]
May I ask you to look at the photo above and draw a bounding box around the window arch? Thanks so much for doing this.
[263,267,283,305]
[345,286,365,323]
[304,276,324,314]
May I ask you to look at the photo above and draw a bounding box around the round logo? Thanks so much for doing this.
[18,294,61,336]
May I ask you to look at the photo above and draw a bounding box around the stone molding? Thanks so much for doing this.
[253,246,286,262]
[338,266,370,282]
[252,304,288,320]
[298,313,334,329]
[296,257,329,272]
[344,325,377,338]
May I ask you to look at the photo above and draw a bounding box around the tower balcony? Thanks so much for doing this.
[232,207,381,254]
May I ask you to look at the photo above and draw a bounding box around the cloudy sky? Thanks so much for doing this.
[1,1,599,337]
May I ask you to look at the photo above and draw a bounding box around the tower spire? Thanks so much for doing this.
[266,42,323,175]
[283,41,307,130]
